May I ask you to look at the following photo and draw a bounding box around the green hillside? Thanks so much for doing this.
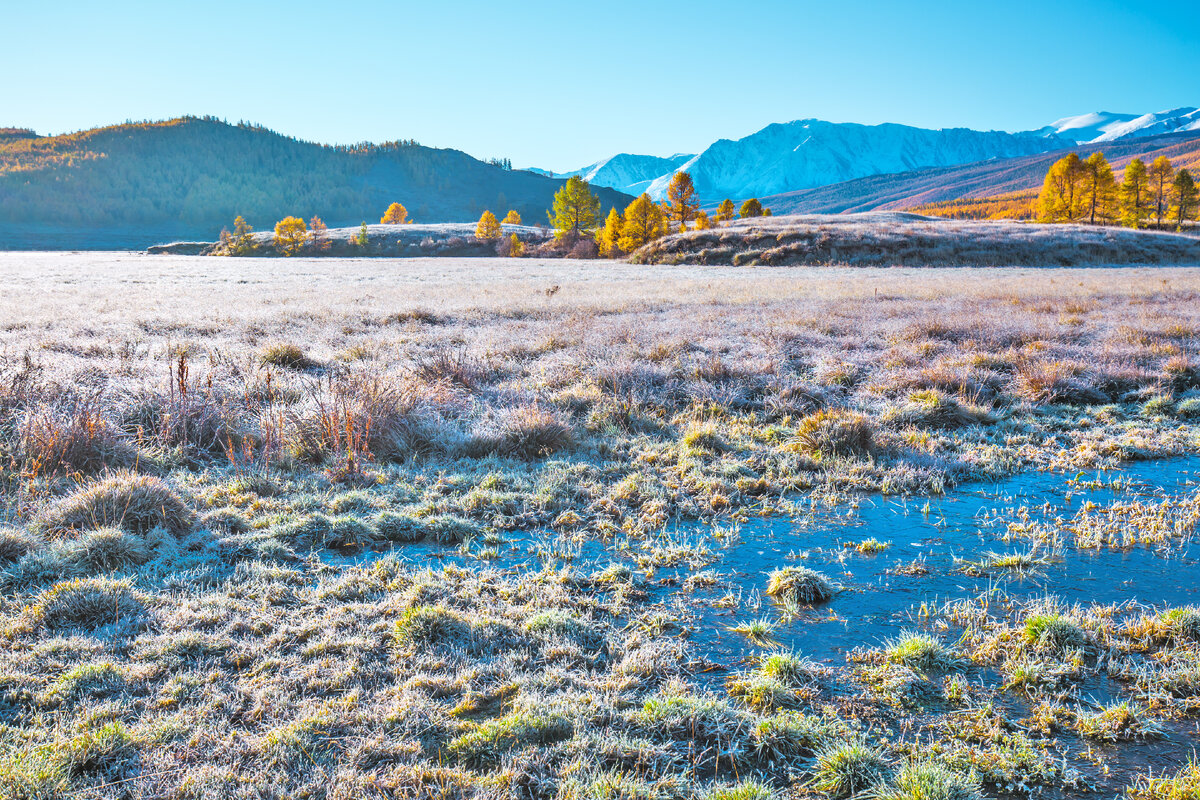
[0,116,633,248]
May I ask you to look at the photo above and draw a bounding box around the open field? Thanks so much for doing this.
[1,252,1200,798]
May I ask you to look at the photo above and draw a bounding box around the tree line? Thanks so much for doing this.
[1037,152,1197,229]
[233,171,773,257]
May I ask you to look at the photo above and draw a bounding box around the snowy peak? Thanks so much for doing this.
[565,152,694,196]
[1040,107,1200,143]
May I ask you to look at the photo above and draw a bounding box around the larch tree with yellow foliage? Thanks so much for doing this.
[618,194,667,253]
[549,176,601,242]
[598,207,624,257]
[476,210,502,240]
[1080,152,1117,225]
[739,198,764,218]
[381,202,409,224]
[1036,153,1086,223]
[663,171,700,231]
[715,199,736,223]
[1172,169,1198,229]
[1148,156,1175,228]
[502,210,521,224]
[309,216,330,251]
[1118,158,1149,228]
[273,216,308,256]
[694,210,711,230]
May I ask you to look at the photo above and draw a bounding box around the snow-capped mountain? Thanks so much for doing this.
[1040,107,1200,143]
[634,120,1069,201]
[565,153,694,195]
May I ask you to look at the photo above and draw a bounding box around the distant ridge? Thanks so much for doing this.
[0,116,635,250]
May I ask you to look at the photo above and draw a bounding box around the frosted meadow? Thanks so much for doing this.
[1,252,1200,798]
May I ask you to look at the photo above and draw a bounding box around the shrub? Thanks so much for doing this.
[31,577,144,630]
[766,566,835,604]
[790,410,873,459]
[37,472,194,536]
[809,738,889,798]
[394,605,472,650]
[1022,614,1085,653]
[876,761,982,800]
[260,343,315,369]
[466,406,574,459]
[58,527,154,571]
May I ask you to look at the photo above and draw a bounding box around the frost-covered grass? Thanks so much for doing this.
[0,253,1197,797]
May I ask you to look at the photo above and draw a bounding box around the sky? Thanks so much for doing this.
[3,0,1198,172]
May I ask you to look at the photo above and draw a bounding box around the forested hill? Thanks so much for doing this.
[0,117,634,249]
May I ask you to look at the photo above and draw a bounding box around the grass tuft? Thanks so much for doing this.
[37,471,194,536]
[766,566,835,605]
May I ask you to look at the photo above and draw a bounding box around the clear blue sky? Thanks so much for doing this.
[3,0,1197,172]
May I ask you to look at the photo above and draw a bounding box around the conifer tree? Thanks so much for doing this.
[715,199,736,223]
[230,215,256,255]
[1171,169,1198,229]
[694,210,711,230]
[549,176,601,241]
[618,194,666,253]
[739,198,764,218]
[663,171,700,231]
[1148,156,1175,228]
[381,202,409,224]
[502,210,522,224]
[273,216,308,256]
[505,233,525,257]
[1119,158,1149,228]
[1081,153,1117,225]
[1036,153,1086,223]
[476,210,502,240]
[598,207,624,257]
[309,216,330,251]
[356,222,369,248]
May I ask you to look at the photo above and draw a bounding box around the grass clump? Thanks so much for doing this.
[1022,614,1085,653]
[766,566,835,605]
[1075,702,1163,742]
[726,674,795,712]
[1015,361,1106,405]
[1128,757,1200,800]
[809,738,889,798]
[0,527,39,563]
[885,631,962,671]
[760,652,821,684]
[887,390,993,430]
[703,780,778,800]
[394,605,472,650]
[790,410,874,459]
[30,577,144,630]
[19,401,130,477]
[730,617,776,645]
[446,708,572,767]
[37,471,194,536]
[1162,607,1200,641]
[466,405,574,459]
[876,761,982,800]
[42,661,128,705]
[58,526,154,572]
[260,342,315,369]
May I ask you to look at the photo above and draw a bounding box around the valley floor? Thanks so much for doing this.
[1,253,1199,799]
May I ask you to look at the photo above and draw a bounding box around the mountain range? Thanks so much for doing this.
[541,107,1200,205]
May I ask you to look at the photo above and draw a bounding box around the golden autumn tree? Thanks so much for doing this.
[476,210,502,240]
[715,198,736,223]
[381,202,409,224]
[598,207,624,257]
[663,171,700,231]
[694,210,711,230]
[549,176,601,241]
[1172,169,1198,229]
[1118,158,1149,228]
[309,216,330,251]
[501,233,525,257]
[618,194,667,253]
[502,210,522,224]
[1036,153,1086,223]
[1148,156,1175,228]
[228,215,256,255]
[1080,152,1117,225]
[273,216,308,256]
[739,198,764,218]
